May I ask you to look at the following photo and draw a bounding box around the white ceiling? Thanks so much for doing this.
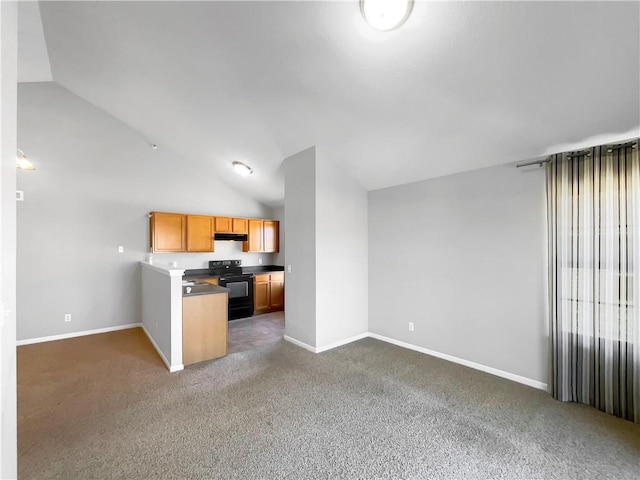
[21,1,640,206]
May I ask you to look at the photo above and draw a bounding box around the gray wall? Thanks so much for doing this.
[16,82,274,341]
[283,147,316,347]
[368,163,547,383]
[1,2,18,476]
[315,150,368,347]
[272,206,284,266]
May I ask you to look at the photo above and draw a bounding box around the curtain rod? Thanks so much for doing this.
[516,139,638,168]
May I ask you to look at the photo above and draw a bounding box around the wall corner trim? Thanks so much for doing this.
[368,332,548,391]
[16,323,142,346]
[141,324,183,372]
[283,335,316,353]
[316,332,369,353]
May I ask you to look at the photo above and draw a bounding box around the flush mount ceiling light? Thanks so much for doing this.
[360,0,414,31]
[232,161,253,177]
[16,149,35,170]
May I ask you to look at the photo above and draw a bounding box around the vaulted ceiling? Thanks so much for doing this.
[19,1,640,205]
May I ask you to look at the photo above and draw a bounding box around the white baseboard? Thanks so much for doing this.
[141,324,183,373]
[368,333,548,391]
[285,332,369,353]
[284,330,547,391]
[316,332,369,353]
[16,323,142,346]
[283,335,316,353]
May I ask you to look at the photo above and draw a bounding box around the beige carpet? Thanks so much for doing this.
[18,327,640,479]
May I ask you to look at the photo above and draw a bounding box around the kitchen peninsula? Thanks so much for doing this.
[140,261,229,372]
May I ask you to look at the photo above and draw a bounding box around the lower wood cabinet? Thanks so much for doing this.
[182,293,228,366]
[254,272,284,314]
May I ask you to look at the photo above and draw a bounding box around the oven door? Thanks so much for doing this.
[219,275,254,320]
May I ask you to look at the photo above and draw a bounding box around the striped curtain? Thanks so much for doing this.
[546,140,640,423]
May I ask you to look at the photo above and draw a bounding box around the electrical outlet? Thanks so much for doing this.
[287,265,292,273]
[408,322,414,332]
[258,258,263,265]
[65,314,72,322]
[118,246,124,253]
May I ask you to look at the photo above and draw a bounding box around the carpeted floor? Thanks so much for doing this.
[17,328,639,479]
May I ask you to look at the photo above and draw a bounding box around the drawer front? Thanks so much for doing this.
[269,272,284,282]
[255,274,270,283]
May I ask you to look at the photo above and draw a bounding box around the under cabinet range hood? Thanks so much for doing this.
[214,233,248,242]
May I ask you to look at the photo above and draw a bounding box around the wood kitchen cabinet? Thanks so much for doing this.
[245,219,264,252]
[254,272,285,314]
[150,210,277,253]
[243,219,279,253]
[150,212,186,253]
[186,215,214,252]
[215,217,249,234]
[182,292,228,365]
[263,220,279,253]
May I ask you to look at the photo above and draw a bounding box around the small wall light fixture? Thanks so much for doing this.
[232,161,253,177]
[360,0,414,31]
[16,149,35,170]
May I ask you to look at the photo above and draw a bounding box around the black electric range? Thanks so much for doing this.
[208,260,254,320]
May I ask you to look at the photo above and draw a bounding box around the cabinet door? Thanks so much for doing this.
[270,275,284,311]
[254,276,270,314]
[232,218,248,234]
[214,217,233,233]
[263,220,279,253]
[151,212,186,252]
[246,219,264,252]
[186,215,214,252]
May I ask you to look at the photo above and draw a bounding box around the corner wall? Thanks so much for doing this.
[283,146,368,350]
[368,163,548,384]
[315,149,368,347]
[283,147,316,347]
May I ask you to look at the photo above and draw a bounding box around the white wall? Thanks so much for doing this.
[368,163,547,384]
[0,2,18,477]
[16,82,275,341]
[283,147,316,347]
[140,263,183,371]
[283,147,369,350]
[315,150,368,347]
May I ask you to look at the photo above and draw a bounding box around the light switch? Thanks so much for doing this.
[118,246,124,253]
[287,265,292,273]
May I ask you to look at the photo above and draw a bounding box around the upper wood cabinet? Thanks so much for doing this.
[232,218,248,234]
[214,217,233,233]
[150,212,186,253]
[214,217,249,234]
[243,219,279,253]
[245,219,264,252]
[151,211,277,253]
[186,215,214,252]
[263,220,279,253]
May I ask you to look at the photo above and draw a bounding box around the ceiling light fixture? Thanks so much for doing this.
[16,149,35,170]
[360,0,414,31]
[232,161,253,177]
